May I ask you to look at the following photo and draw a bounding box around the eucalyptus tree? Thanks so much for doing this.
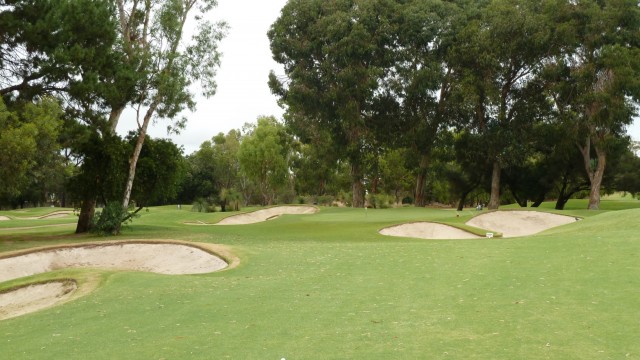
[386,0,477,207]
[269,0,399,207]
[545,0,640,210]
[116,0,227,219]
[451,0,558,209]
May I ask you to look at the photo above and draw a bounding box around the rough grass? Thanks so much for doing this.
[0,200,639,359]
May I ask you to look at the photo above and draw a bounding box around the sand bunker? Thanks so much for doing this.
[0,242,228,283]
[0,241,231,320]
[0,281,77,321]
[380,222,480,240]
[0,216,9,221]
[466,211,578,238]
[37,211,73,219]
[216,206,318,225]
[17,210,74,220]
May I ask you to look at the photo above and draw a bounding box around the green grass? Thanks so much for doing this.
[1,203,639,359]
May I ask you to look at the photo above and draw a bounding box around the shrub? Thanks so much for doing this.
[191,197,216,213]
[91,202,134,235]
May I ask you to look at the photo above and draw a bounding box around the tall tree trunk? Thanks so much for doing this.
[488,161,501,209]
[120,102,158,230]
[414,153,430,207]
[351,162,365,208]
[579,136,606,210]
[587,147,606,210]
[75,196,96,233]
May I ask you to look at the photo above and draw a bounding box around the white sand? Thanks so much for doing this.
[0,241,232,320]
[0,281,77,321]
[466,211,578,238]
[216,206,318,225]
[0,242,228,283]
[380,222,480,240]
[37,211,73,219]
[0,216,9,221]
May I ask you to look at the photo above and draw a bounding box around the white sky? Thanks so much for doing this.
[117,0,640,155]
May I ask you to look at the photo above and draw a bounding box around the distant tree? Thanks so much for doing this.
[211,130,242,211]
[127,135,185,208]
[378,148,414,205]
[178,142,218,204]
[0,97,63,206]
[614,146,640,198]
[238,116,291,205]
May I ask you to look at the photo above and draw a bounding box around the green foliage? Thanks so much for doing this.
[367,192,393,209]
[191,198,216,213]
[238,116,291,205]
[0,97,63,204]
[0,0,118,100]
[127,134,185,207]
[90,202,133,235]
[219,188,241,212]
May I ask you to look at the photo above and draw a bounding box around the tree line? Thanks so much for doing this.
[1,0,640,233]
[268,0,640,210]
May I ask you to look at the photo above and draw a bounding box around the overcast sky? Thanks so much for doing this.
[118,0,640,155]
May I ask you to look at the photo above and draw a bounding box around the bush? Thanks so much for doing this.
[368,193,392,209]
[317,195,335,206]
[91,202,134,235]
[191,197,216,213]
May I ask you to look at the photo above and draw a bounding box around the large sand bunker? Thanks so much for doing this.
[0,216,9,221]
[380,222,480,240]
[466,211,578,238]
[0,241,231,320]
[0,242,229,283]
[216,206,318,225]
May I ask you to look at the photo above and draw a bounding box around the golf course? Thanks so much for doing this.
[1,199,639,359]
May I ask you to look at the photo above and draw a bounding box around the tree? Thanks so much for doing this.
[116,0,227,221]
[452,0,558,209]
[378,148,413,205]
[546,0,640,210]
[0,97,63,206]
[0,0,118,100]
[211,130,242,211]
[127,134,185,208]
[386,0,472,207]
[269,0,399,207]
[238,116,291,205]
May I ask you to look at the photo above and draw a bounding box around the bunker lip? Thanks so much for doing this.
[215,205,319,225]
[466,210,579,238]
[0,240,237,320]
[379,221,481,240]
